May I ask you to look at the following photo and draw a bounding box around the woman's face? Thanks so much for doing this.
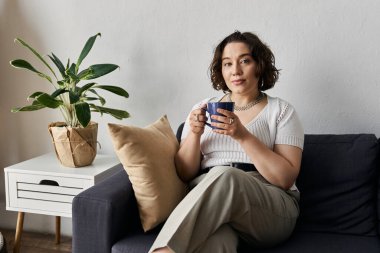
[221,42,259,95]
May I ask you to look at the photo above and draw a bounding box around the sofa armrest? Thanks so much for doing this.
[72,165,141,253]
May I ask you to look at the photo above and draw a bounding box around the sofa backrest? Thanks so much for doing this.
[176,123,185,142]
[378,142,380,234]
[296,134,380,236]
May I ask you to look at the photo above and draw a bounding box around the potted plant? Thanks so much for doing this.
[10,33,130,167]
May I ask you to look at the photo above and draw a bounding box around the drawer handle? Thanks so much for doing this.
[39,180,59,186]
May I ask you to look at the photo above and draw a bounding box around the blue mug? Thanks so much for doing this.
[205,102,235,129]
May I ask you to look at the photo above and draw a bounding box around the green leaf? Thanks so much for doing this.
[48,53,67,79]
[90,104,130,120]
[77,68,93,80]
[93,85,129,98]
[36,93,63,108]
[69,90,80,104]
[82,64,119,80]
[78,82,96,95]
[82,97,100,101]
[75,33,101,73]
[51,88,68,97]
[88,89,106,105]
[10,59,52,83]
[75,102,91,127]
[66,63,79,82]
[28,91,44,100]
[66,58,70,69]
[14,38,57,79]
[11,103,46,112]
[68,63,76,73]
[57,80,66,87]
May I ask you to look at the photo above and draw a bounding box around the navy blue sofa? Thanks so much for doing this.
[72,124,380,252]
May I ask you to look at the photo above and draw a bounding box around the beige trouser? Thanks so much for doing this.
[149,166,300,253]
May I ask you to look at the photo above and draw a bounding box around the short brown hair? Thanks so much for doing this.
[209,31,280,92]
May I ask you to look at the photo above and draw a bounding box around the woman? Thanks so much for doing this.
[151,31,304,253]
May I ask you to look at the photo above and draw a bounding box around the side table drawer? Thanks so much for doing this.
[7,172,92,217]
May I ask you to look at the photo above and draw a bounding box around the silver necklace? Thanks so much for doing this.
[227,92,265,111]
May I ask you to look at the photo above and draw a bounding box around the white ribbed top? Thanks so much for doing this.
[181,95,304,170]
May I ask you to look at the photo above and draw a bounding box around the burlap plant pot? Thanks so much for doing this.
[48,121,98,167]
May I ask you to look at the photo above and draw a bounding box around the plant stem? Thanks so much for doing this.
[59,92,72,126]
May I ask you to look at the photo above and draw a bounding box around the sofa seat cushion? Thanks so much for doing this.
[295,134,379,235]
[239,232,380,253]
[112,234,156,253]
[112,227,160,253]
[111,231,380,253]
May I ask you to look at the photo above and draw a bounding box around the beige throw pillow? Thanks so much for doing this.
[108,115,188,231]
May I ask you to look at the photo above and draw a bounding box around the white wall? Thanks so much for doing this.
[1,0,379,236]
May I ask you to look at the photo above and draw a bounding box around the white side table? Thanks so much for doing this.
[4,153,120,253]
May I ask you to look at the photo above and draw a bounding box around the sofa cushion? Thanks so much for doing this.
[111,230,380,253]
[108,115,188,232]
[239,232,380,253]
[296,134,379,235]
[112,225,161,253]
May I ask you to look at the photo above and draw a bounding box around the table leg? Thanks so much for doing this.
[55,216,61,244]
[13,211,24,253]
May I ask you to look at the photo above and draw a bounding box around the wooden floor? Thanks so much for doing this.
[1,228,71,253]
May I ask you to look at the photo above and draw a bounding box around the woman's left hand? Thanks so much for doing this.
[211,108,248,141]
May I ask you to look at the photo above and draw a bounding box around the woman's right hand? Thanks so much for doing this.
[189,104,208,135]
[176,104,207,181]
